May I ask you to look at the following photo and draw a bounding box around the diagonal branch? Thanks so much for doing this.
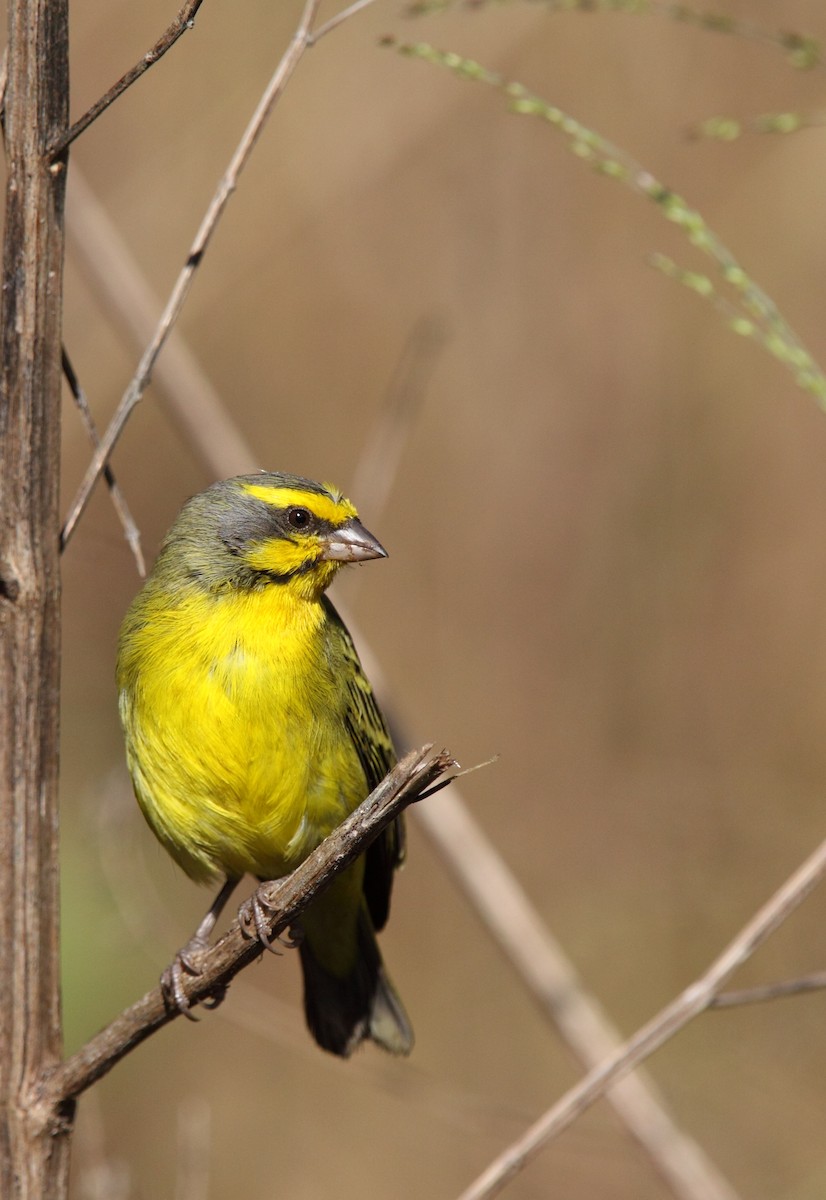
[31,745,454,1129]
[60,349,146,575]
[308,0,382,44]
[416,791,743,1200]
[457,832,826,1200]
[47,0,206,159]
[710,971,826,1008]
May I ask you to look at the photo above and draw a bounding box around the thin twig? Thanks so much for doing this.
[710,971,826,1009]
[47,0,206,159]
[457,833,826,1200]
[61,349,145,575]
[33,746,454,1124]
[414,791,743,1200]
[63,0,344,549]
[308,0,381,44]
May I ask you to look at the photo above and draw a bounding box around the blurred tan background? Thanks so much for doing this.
[52,0,826,1196]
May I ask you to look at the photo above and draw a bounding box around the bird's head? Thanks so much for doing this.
[157,472,387,600]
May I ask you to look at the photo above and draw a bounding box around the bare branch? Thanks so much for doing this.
[457,833,826,1200]
[47,0,206,159]
[711,971,826,1009]
[60,349,145,575]
[32,746,455,1125]
[308,0,381,45]
[416,791,743,1200]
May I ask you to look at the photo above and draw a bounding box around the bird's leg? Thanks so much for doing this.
[161,876,240,1018]
[238,880,304,955]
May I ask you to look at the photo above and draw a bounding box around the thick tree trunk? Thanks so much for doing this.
[0,0,70,1196]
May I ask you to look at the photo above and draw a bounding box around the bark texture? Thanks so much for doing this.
[0,0,70,1195]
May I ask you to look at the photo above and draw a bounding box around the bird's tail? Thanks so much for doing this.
[298,901,413,1058]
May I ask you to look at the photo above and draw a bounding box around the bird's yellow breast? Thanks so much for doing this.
[118,582,366,884]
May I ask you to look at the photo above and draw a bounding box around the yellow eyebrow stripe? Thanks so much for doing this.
[242,482,357,526]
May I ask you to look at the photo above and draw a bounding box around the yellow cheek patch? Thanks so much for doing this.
[243,483,358,526]
[245,535,321,576]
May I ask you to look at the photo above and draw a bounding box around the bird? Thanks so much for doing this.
[116,471,413,1057]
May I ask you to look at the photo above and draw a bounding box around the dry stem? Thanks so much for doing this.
[457,833,826,1200]
[48,0,206,158]
[711,971,826,1008]
[60,349,145,574]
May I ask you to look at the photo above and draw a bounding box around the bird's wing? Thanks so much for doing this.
[323,597,404,932]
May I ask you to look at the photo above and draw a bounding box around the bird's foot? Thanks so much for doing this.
[238,884,303,954]
[161,935,227,1020]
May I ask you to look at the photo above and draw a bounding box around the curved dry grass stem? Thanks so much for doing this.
[416,793,743,1200]
[407,0,823,73]
[390,40,826,405]
[309,0,381,43]
[457,834,826,1200]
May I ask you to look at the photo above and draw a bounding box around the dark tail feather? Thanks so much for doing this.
[299,908,413,1058]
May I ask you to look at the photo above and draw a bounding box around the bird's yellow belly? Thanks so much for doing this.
[120,590,366,884]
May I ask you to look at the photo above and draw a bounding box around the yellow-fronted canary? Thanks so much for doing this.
[117,472,412,1056]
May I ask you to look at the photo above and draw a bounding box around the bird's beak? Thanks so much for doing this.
[319,518,388,563]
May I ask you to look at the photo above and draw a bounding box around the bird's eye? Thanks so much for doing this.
[286,506,312,531]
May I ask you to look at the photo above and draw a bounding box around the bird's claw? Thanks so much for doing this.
[238,888,281,953]
[238,886,302,954]
[161,956,201,1021]
[280,924,304,949]
[160,936,226,1019]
